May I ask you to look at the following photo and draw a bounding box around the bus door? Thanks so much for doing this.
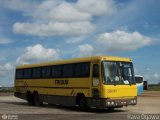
[92,63,101,99]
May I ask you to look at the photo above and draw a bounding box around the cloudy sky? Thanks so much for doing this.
[0,0,160,86]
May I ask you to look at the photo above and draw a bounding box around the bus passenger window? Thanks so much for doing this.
[32,67,41,78]
[42,67,51,78]
[52,65,62,78]
[16,69,23,79]
[62,64,74,77]
[24,68,32,79]
[75,62,90,77]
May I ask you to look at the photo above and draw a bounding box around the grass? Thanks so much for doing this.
[148,85,160,91]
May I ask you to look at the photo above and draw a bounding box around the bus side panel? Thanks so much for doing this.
[14,78,91,98]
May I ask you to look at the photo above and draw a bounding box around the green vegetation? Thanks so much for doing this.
[148,85,160,91]
[0,87,14,92]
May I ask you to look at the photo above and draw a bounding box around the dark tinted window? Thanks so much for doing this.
[16,69,23,79]
[75,62,90,77]
[135,77,143,83]
[93,64,99,77]
[52,65,62,77]
[62,64,74,77]
[42,66,51,78]
[24,68,32,79]
[32,67,41,78]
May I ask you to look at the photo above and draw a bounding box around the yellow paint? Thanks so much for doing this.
[101,85,137,98]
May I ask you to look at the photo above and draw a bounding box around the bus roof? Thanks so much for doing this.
[16,55,132,69]
[135,75,143,77]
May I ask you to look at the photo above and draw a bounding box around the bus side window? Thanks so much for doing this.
[24,68,32,79]
[75,62,90,77]
[93,64,99,77]
[62,64,74,78]
[32,67,41,78]
[52,65,62,78]
[16,69,23,79]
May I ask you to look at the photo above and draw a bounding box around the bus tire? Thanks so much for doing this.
[26,91,33,106]
[33,92,42,106]
[78,96,88,110]
[107,107,115,111]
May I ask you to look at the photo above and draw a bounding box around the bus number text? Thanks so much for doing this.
[55,80,68,85]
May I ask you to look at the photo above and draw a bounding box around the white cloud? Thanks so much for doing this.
[78,44,93,57]
[25,1,92,22]
[3,0,118,37]
[29,0,62,20]
[97,30,152,52]
[153,73,159,79]
[0,63,13,77]
[13,21,94,36]
[46,2,91,22]
[5,0,116,21]
[144,73,160,84]
[66,37,85,44]
[16,44,60,65]
[76,0,117,16]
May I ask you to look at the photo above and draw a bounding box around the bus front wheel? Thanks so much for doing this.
[78,96,88,110]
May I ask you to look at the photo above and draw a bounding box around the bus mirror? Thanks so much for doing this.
[93,64,99,77]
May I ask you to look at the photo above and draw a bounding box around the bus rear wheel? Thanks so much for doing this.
[33,93,42,106]
[26,92,33,106]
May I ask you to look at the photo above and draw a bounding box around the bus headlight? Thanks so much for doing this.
[111,101,114,105]
[107,101,111,105]
[133,99,136,103]
[131,100,133,103]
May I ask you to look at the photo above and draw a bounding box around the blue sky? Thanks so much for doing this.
[0,0,160,86]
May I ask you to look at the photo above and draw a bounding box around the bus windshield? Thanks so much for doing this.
[103,61,135,85]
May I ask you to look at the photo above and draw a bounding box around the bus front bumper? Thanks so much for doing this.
[87,97,137,109]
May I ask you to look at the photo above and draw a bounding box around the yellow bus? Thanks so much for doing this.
[14,56,137,110]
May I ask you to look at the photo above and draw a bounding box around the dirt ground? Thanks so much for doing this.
[0,91,159,120]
